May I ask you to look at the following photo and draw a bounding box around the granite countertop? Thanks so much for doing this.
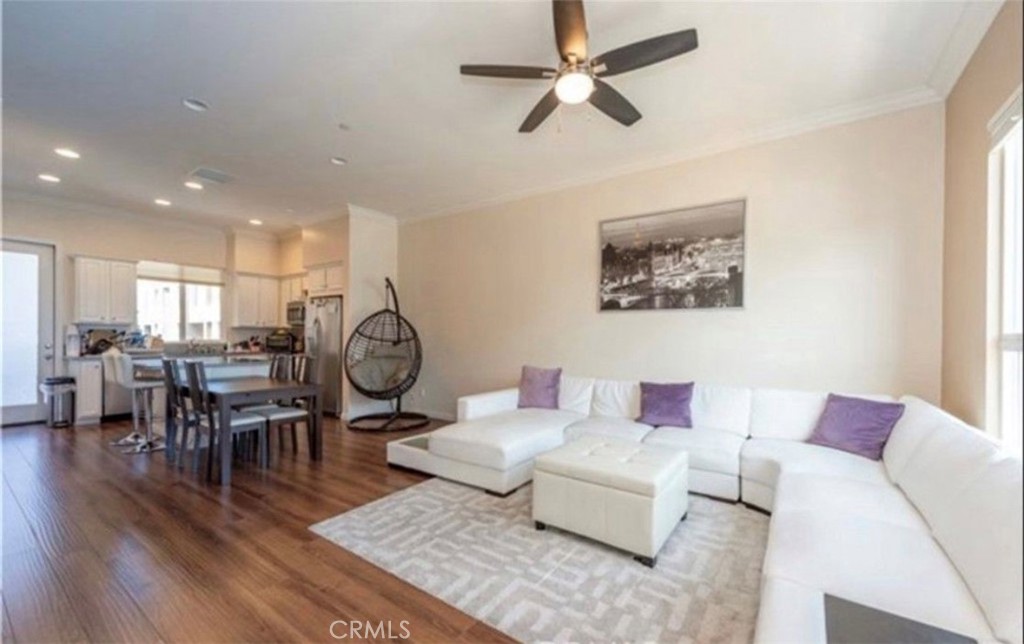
[66,354,272,366]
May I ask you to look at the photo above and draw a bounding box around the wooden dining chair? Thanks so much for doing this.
[184,360,269,479]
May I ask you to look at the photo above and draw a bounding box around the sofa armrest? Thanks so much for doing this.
[457,388,520,422]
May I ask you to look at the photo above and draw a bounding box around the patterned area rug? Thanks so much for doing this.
[311,479,769,643]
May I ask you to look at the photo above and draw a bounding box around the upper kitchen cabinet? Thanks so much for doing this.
[234,273,280,327]
[307,262,344,295]
[73,257,137,324]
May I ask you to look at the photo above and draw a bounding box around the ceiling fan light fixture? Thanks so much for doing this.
[555,71,594,105]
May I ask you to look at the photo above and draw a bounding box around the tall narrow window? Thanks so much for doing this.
[991,89,1023,456]
[999,121,1023,456]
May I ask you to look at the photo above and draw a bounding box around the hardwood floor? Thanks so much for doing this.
[1,417,514,643]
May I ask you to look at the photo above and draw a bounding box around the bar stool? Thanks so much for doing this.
[109,354,165,454]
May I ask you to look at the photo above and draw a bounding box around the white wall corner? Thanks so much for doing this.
[928,0,1005,97]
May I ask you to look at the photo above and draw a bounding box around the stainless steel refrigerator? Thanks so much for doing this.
[305,295,343,416]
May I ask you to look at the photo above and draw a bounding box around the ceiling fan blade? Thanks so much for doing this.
[592,28,698,77]
[460,65,557,79]
[552,0,588,62]
[519,89,560,132]
[588,79,641,126]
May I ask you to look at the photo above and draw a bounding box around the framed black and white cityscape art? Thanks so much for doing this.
[599,199,746,311]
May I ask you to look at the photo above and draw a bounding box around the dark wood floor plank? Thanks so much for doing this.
[2,549,89,643]
[0,418,511,643]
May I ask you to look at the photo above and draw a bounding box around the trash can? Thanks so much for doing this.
[39,376,75,428]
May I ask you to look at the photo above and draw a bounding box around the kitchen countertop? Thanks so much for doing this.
[65,354,272,365]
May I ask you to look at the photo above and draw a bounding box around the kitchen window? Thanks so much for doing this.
[990,90,1023,456]
[135,261,224,341]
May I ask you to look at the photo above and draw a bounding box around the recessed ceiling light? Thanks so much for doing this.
[182,97,210,112]
[154,198,172,206]
[54,148,80,159]
[184,181,204,190]
[38,173,61,183]
[248,219,263,226]
[330,156,347,166]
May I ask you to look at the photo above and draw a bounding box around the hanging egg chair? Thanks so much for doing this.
[344,278,429,431]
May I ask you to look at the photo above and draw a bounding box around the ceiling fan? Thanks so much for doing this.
[460,0,698,132]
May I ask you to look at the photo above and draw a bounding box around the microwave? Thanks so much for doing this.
[286,300,306,327]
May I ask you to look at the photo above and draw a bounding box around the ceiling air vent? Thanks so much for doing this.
[189,166,234,185]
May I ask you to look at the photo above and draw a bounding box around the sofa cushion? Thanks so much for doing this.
[749,389,829,441]
[428,408,582,470]
[637,381,694,427]
[931,457,1023,644]
[518,365,561,409]
[559,375,595,415]
[773,472,928,532]
[896,416,1003,531]
[749,388,894,441]
[564,417,653,443]
[741,439,890,489]
[590,379,641,419]
[754,577,827,644]
[884,396,971,483]
[764,510,996,640]
[691,383,752,437]
[533,436,688,497]
[643,427,745,476]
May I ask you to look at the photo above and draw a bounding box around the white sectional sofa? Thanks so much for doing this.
[387,374,1023,643]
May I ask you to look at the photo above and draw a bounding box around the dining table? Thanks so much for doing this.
[166,376,323,486]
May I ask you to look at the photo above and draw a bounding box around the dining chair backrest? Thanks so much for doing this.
[295,354,317,384]
[161,359,183,413]
[184,360,213,417]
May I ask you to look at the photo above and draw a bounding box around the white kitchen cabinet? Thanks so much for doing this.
[258,277,279,327]
[73,258,137,325]
[234,274,280,327]
[107,262,137,323]
[307,262,344,294]
[68,360,103,425]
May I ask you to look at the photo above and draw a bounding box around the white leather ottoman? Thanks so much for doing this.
[532,436,689,567]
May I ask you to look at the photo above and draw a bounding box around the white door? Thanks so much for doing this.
[2,240,56,425]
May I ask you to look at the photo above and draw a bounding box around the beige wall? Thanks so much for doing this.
[2,193,229,365]
[942,0,1023,429]
[279,232,304,275]
[399,104,946,419]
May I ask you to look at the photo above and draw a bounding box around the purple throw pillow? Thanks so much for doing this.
[807,394,906,461]
[518,366,561,410]
[637,382,694,427]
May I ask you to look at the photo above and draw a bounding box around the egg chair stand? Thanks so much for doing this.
[344,278,430,432]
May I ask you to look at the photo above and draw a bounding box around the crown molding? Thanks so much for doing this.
[2,188,232,237]
[348,202,398,223]
[400,86,942,225]
[928,0,1004,97]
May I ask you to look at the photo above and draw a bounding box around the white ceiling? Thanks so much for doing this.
[1,1,1001,232]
